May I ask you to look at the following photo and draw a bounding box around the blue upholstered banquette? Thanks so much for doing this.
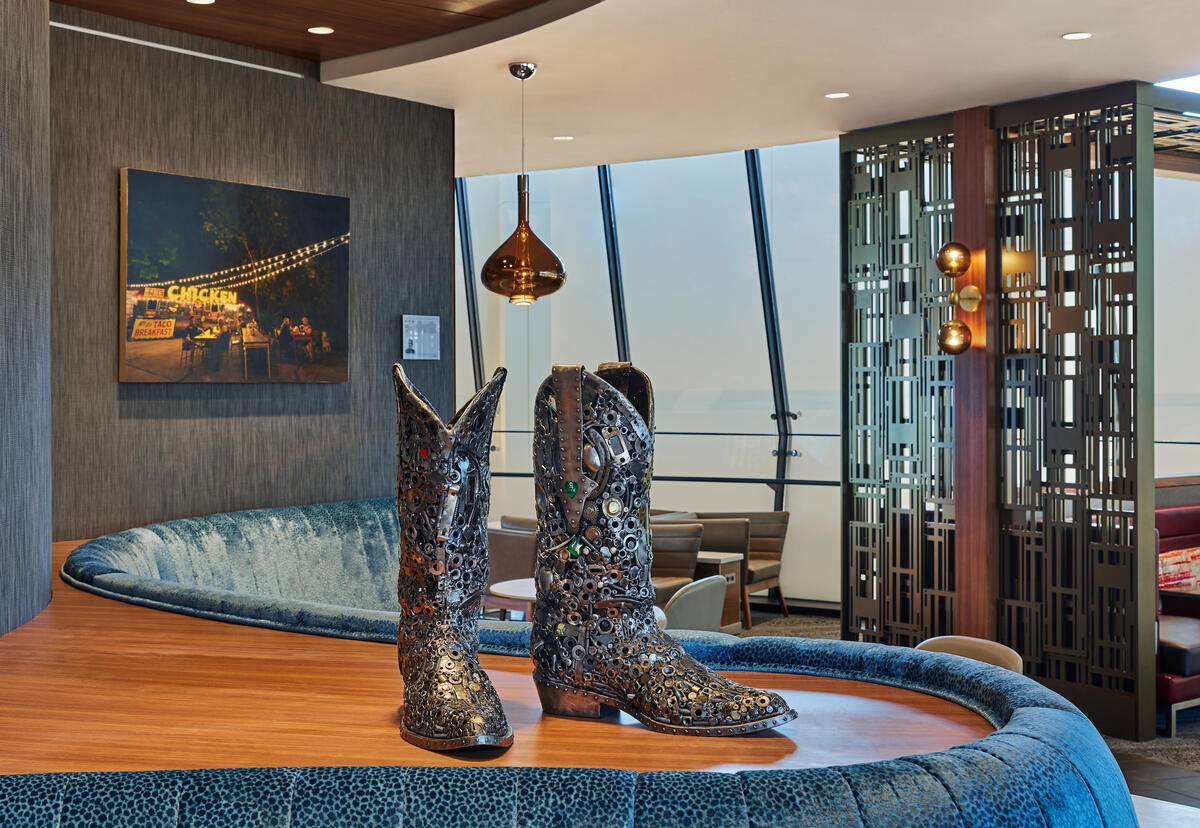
[15,498,1136,827]
[61,498,405,642]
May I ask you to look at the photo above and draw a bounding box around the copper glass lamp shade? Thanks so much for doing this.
[480,61,566,306]
[937,319,972,355]
[480,174,565,305]
[935,241,971,277]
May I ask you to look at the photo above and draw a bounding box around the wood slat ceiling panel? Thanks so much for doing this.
[56,0,547,61]
[1154,111,1200,175]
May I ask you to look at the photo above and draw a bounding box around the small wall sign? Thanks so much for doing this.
[402,314,440,361]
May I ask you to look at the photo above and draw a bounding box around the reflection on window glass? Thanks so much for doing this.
[760,140,842,603]
[1155,173,1200,477]
[613,152,775,437]
[761,139,841,436]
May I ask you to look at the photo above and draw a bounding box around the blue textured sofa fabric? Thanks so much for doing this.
[47,499,1136,827]
[0,748,1135,828]
[62,499,405,642]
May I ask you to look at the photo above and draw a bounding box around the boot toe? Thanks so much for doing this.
[401,660,512,749]
[734,688,796,727]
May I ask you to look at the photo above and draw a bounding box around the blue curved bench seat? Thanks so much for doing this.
[41,498,1136,827]
[62,498,406,642]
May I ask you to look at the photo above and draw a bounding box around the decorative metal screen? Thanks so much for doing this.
[842,85,1156,737]
[996,102,1144,714]
[844,134,958,646]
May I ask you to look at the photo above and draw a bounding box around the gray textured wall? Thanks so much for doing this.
[0,0,52,634]
[50,6,454,540]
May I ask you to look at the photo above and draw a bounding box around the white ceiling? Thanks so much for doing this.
[323,0,1200,177]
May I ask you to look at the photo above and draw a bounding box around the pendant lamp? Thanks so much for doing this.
[480,62,566,305]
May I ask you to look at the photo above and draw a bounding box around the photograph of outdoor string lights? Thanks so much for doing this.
[119,169,350,383]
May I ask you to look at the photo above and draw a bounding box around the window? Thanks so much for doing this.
[611,150,781,538]
[1154,172,1200,476]
[761,140,842,602]
[455,143,844,603]
[464,168,615,520]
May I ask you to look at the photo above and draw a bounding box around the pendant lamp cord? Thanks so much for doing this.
[520,77,526,175]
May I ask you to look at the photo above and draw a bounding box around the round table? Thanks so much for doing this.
[490,577,667,628]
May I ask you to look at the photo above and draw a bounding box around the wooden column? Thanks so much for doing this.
[952,107,999,640]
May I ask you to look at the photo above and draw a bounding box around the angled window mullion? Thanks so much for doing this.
[454,177,485,391]
[745,149,793,510]
[597,165,631,362]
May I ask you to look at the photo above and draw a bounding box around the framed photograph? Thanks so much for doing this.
[120,169,350,383]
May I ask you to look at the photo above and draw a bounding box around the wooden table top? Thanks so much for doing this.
[0,543,992,775]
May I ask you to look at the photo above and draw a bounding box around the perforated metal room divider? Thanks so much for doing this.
[990,87,1156,738]
[841,84,1160,738]
[841,123,958,648]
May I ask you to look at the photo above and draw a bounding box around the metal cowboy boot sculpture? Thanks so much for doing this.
[530,362,797,736]
[393,364,513,750]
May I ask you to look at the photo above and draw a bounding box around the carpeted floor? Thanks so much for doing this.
[1106,708,1200,773]
[738,611,841,640]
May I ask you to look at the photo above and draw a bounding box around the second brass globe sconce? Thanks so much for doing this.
[937,319,972,354]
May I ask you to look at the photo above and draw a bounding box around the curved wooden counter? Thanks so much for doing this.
[0,543,992,774]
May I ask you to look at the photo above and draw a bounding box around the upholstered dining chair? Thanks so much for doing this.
[695,511,790,629]
[915,635,1024,673]
[483,527,537,619]
[649,523,703,606]
[650,515,751,628]
[662,575,727,632]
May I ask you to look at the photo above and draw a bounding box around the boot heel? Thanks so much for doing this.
[536,681,603,718]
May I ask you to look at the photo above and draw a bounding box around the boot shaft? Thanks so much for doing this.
[532,363,657,616]
[393,365,506,624]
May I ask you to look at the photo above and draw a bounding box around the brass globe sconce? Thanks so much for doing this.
[935,241,978,355]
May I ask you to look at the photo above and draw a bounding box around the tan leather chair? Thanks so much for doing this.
[697,511,789,630]
[651,515,751,626]
[483,527,536,618]
[499,515,538,533]
[663,575,726,632]
[650,517,749,555]
[915,635,1024,673]
[650,523,703,606]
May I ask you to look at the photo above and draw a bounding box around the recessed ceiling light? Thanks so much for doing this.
[307,26,335,35]
[825,92,850,99]
[1061,32,1092,40]
[552,136,574,141]
[187,0,215,5]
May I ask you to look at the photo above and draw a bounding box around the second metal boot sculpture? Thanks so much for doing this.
[393,363,513,751]
[530,362,798,736]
